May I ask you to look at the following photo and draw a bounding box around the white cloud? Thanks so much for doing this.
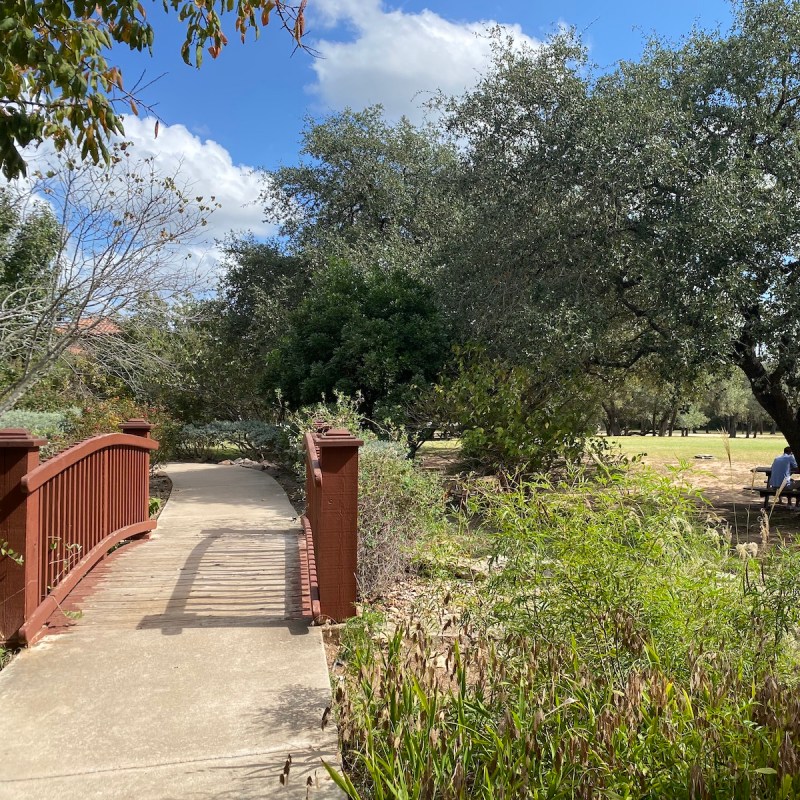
[13,118,273,281]
[118,116,273,263]
[308,0,541,123]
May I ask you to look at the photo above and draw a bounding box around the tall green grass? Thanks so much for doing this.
[328,465,800,798]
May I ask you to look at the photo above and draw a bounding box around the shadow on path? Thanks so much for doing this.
[136,527,307,636]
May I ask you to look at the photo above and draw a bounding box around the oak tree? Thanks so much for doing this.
[444,1,800,453]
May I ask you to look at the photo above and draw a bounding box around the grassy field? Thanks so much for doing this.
[605,432,789,467]
[418,434,790,469]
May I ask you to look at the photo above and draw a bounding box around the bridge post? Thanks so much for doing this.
[0,430,46,644]
[314,428,363,622]
[120,419,154,539]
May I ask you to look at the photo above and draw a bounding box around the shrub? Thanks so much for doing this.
[58,399,180,468]
[356,440,446,598]
[174,423,220,461]
[0,409,77,440]
[208,420,289,461]
[173,420,291,462]
[442,346,598,477]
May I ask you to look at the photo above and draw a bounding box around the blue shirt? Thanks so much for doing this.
[769,453,798,487]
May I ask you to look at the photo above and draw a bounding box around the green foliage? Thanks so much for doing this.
[0,189,62,401]
[337,608,385,664]
[332,465,800,798]
[444,347,598,476]
[288,393,373,446]
[59,398,180,468]
[264,261,450,416]
[357,440,447,598]
[441,3,800,451]
[175,420,289,462]
[174,423,220,461]
[0,539,23,566]
[265,107,460,268]
[0,409,75,439]
[676,403,710,431]
[0,187,60,291]
[470,467,798,677]
[158,241,311,422]
[0,0,304,178]
[148,497,162,518]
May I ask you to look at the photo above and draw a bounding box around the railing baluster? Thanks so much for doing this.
[80,457,87,559]
[40,483,49,605]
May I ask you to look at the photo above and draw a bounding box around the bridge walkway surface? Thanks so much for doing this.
[0,462,342,799]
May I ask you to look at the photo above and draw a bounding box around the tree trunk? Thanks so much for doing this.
[668,407,678,437]
[735,350,800,454]
[602,402,621,436]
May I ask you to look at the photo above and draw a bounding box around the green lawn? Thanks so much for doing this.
[418,434,791,470]
[605,433,789,467]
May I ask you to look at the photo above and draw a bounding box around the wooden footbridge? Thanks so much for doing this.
[0,422,362,799]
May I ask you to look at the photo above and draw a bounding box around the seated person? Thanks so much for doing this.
[769,446,799,490]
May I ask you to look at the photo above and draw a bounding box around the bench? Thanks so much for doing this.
[744,466,800,508]
[742,485,800,508]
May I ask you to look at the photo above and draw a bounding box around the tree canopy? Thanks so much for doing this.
[441,0,800,452]
[264,106,461,271]
[0,0,307,179]
[262,261,450,417]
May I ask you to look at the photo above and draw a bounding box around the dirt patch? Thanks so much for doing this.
[417,446,463,474]
[635,456,800,544]
[149,472,172,517]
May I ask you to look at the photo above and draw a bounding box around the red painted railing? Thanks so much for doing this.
[0,419,158,645]
[301,425,362,622]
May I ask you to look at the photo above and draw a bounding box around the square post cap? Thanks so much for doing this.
[120,418,153,437]
[315,428,364,448]
[0,429,47,449]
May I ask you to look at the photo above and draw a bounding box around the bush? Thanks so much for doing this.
[58,398,180,468]
[209,420,289,461]
[174,423,220,460]
[174,420,290,462]
[443,346,598,477]
[0,409,77,439]
[356,440,446,598]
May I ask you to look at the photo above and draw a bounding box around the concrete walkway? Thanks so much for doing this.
[0,463,342,799]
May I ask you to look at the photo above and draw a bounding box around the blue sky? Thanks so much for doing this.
[103,0,735,259]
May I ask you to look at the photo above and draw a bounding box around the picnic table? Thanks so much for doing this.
[743,466,800,508]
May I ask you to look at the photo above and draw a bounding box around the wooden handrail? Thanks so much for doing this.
[21,433,159,494]
[303,432,322,487]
